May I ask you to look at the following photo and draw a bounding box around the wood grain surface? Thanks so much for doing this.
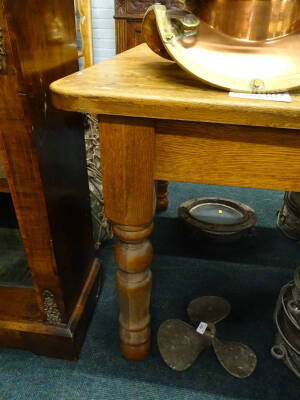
[0,0,99,359]
[0,286,40,321]
[0,158,8,192]
[51,44,300,130]
[100,116,155,226]
[100,116,155,360]
[154,120,300,191]
[0,260,101,360]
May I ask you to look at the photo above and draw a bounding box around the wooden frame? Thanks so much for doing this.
[0,0,99,359]
[74,0,94,67]
[0,0,95,192]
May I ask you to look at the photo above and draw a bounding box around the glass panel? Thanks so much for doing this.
[0,193,32,286]
[190,203,244,225]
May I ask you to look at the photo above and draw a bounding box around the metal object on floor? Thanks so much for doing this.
[271,267,300,378]
[158,296,257,378]
[212,336,257,379]
[142,1,300,93]
[187,296,231,326]
[178,198,256,243]
[277,192,300,242]
[158,319,208,371]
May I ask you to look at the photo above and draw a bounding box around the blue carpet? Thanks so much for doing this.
[1,182,299,399]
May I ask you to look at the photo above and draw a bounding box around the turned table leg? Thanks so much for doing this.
[99,116,155,360]
[114,223,153,360]
[156,180,169,211]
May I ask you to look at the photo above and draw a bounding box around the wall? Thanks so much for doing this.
[91,0,116,63]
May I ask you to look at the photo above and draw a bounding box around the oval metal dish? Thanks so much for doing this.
[178,197,256,243]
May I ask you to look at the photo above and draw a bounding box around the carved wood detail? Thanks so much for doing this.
[115,0,181,53]
[115,0,182,20]
[115,0,182,53]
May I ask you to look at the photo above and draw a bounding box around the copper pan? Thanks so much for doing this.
[142,1,300,92]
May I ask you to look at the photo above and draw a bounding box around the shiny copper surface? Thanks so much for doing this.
[178,16,300,88]
[185,0,300,41]
[142,7,172,60]
[143,2,300,92]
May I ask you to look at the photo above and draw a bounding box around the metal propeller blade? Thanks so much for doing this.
[157,319,209,371]
[212,336,257,378]
[158,296,257,378]
[187,296,231,326]
[193,321,257,378]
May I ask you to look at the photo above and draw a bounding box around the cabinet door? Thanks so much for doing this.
[126,20,144,49]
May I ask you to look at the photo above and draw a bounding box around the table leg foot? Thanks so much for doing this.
[156,180,169,212]
[114,223,153,360]
[120,340,151,361]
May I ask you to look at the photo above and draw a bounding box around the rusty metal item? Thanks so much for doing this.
[296,267,300,292]
[158,296,257,378]
[158,319,209,371]
[272,335,300,379]
[212,336,257,379]
[277,192,300,242]
[272,267,300,379]
[187,296,231,326]
[286,268,300,324]
[142,1,300,93]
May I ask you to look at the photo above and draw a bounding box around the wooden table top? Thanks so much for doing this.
[51,44,300,130]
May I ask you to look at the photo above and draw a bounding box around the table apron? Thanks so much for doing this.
[154,120,300,192]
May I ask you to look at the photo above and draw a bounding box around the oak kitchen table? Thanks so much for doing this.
[50,43,300,361]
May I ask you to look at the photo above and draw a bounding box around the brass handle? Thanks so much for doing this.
[171,12,200,31]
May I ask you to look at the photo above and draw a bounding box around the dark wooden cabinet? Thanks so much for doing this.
[0,0,100,359]
[115,0,181,53]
